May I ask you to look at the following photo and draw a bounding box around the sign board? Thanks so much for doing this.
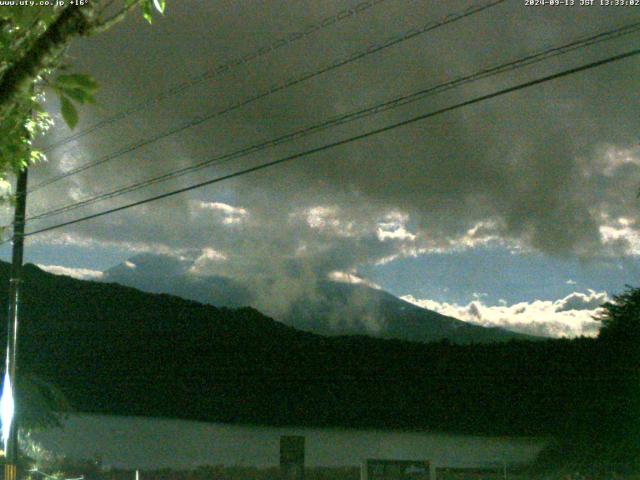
[362,459,431,480]
[280,436,305,480]
[280,435,305,467]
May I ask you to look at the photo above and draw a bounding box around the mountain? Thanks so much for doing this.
[0,261,620,438]
[285,280,537,343]
[101,253,536,344]
[102,254,252,308]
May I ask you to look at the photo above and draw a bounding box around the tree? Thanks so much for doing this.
[594,285,640,472]
[0,0,166,197]
[595,285,640,346]
[528,289,640,476]
[16,373,70,432]
[0,0,167,460]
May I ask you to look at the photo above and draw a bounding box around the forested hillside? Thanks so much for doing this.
[0,262,636,472]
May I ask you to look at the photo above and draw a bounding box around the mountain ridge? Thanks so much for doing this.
[101,253,537,344]
[0,260,621,438]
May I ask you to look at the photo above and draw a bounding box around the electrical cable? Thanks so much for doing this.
[8,46,639,242]
[25,20,640,223]
[39,0,391,154]
[29,0,507,192]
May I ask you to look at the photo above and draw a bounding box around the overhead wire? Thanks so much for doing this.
[23,19,640,224]
[7,46,639,243]
[29,0,507,192]
[39,0,391,154]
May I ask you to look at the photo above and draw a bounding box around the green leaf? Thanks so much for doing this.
[141,0,153,23]
[62,87,96,105]
[60,96,78,130]
[0,7,39,30]
[56,73,97,93]
[153,0,165,14]
[31,102,45,113]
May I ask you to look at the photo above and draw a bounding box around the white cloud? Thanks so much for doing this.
[24,1,640,301]
[602,145,640,176]
[303,206,356,238]
[188,247,228,275]
[376,212,416,242]
[599,219,640,255]
[376,226,416,241]
[328,270,381,290]
[30,232,194,258]
[555,290,608,312]
[58,148,84,173]
[446,220,506,250]
[38,264,104,281]
[193,201,248,225]
[401,290,609,338]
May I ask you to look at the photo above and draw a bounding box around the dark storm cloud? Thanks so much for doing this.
[24,0,640,311]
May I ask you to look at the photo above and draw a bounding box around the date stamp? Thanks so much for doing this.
[525,0,640,5]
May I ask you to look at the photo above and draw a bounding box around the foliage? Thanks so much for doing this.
[51,73,98,129]
[527,285,640,477]
[3,259,639,473]
[0,262,624,437]
[0,0,165,195]
[595,285,640,346]
[0,0,166,453]
[16,373,71,431]
[2,263,639,474]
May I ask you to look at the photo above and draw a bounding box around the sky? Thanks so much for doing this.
[1,0,640,338]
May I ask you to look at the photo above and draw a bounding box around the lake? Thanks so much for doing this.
[30,414,547,472]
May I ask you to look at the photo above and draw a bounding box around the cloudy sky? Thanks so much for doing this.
[2,0,640,338]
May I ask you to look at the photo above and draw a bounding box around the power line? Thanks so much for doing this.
[25,19,640,223]
[11,46,640,242]
[39,0,390,154]
[30,0,507,192]
[26,20,640,221]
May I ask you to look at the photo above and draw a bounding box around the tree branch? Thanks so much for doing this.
[0,5,93,120]
[90,0,143,35]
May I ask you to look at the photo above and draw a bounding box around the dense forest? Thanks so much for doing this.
[0,263,637,473]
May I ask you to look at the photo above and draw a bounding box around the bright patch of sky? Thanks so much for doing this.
[358,245,640,305]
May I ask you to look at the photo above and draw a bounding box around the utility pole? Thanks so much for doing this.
[2,166,28,480]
